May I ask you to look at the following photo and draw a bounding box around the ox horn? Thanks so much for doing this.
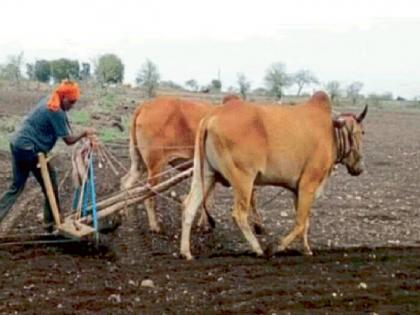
[357,104,368,123]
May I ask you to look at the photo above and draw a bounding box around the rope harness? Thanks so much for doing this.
[334,116,359,164]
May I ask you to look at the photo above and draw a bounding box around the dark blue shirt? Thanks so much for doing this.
[11,97,70,153]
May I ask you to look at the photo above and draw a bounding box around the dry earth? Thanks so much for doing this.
[0,102,419,314]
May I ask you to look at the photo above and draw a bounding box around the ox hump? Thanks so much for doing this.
[310,91,330,104]
[307,91,332,112]
[222,94,242,104]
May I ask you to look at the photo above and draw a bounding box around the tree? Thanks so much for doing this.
[80,62,91,81]
[26,63,35,80]
[293,69,319,96]
[325,80,341,103]
[264,62,292,100]
[185,79,198,91]
[95,54,124,84]
[346,81,364,105]
[135,59,160,98]
[237,73,251,100]
[0,52,24,87]
[50,58,79,82]
[367,92,393,101]
[34,60,51,83]
[211,79,222,91]
[160,80,183,90]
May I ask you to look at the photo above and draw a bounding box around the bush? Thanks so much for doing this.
[95,54,124,85]
[50,59,80,82]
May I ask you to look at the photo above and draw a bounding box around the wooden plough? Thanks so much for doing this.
[38,152,193,242]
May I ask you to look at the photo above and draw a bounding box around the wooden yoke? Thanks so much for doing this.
[37,153,62,226]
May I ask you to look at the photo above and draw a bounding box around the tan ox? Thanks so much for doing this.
[121,96,213,232]
[121,95,261,233]
[180,91,368,260]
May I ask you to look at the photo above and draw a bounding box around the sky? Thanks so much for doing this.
[1,0,420,98]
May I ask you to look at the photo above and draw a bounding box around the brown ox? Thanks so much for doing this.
[121,96,213,232]
[180,91,368,260]
[121,95,261,233]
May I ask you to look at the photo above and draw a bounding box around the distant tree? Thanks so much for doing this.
[211,79,222,91]
[160,80,183,90]
[367,92,393,101]
[0,52,25,87]
[80,62,91,81]
[237,73,251,100]
[325,80,341,103]
[200,86,211,93]
[95,54,124,84]
[253,87,267,95]
[264,62,292,100]
[26,63,35,80]
[293,69,319,96]
[34,60,51,83]
[0,64,19,82]
[346,81,364,105]
[185,79,198,91]
[50,58,79,82]
[135,59,160,98]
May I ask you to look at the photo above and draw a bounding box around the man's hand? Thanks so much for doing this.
[63,128,97,146]
[84,128,97,137]
[84,128,99,149]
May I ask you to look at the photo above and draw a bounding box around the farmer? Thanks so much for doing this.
[0,80,96,232]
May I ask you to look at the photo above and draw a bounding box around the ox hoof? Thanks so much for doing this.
[276,244,287,253]
[149,226,162,234]
[303,249,313,256]
[180,252,194,261]
[255,249,264,257]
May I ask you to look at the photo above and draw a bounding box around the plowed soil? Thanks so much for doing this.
[1,108,420,314]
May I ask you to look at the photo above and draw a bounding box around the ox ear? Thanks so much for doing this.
[357,105,368,123]
[333,117,345,128]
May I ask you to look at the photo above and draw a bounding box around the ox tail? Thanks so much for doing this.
[194,118,216,229]
[120,105,146,189]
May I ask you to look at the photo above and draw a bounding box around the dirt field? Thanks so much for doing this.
[0,100,420,314]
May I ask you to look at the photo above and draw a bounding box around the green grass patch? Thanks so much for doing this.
[69,110,90,125]
[93,91,120,114]
[0,116,21,151]
[0,134,10,151]
[99,126,127,143]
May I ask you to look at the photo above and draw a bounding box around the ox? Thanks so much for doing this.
[121,96,213,233]
[121,95,261,233]
[180,91,368,260]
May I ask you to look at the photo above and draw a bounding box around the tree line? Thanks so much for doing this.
[0,52,397,102]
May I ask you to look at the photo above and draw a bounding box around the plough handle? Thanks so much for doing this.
[37,153,62,226]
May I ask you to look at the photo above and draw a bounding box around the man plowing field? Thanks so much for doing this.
[0,80,96,232]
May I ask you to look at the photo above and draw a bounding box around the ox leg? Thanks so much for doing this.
[302,220,312,255]
[277,187,315,255]
[290,194,312,255]
[180,174,215,260]
[250,188,264,235]
[196,186,216,233]
[144,163,165,233]
[232,181,264,257]
[121,138,143,189]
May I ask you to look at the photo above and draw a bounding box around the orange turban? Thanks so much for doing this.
[47,80,80,111]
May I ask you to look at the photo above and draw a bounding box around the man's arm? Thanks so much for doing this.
[63,128,96,146]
